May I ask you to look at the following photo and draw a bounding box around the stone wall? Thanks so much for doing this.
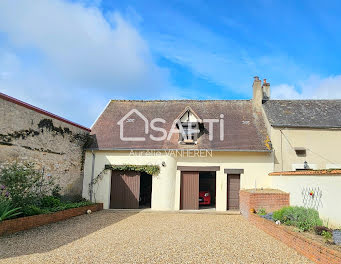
[0,95,90,195]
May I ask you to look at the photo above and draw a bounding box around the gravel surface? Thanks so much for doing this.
[0,210,312,264]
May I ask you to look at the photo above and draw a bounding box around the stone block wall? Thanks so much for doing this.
[0,94,91,195]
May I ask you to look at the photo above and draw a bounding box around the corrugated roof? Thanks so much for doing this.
[90,100,270,151]
[263,100,341,128]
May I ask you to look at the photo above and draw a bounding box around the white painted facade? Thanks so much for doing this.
[82,150,274,211]
[271,174,341,227]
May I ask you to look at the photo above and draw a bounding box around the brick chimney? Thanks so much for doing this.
[253,77,270,108]
[252,76,262,108]
[262,79,270,102]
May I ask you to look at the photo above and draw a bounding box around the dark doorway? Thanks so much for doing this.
[199,171,216,209]
[139,172,152,208]
[227,174,240,210]
[180,171,199,210]
[110,170,140,209]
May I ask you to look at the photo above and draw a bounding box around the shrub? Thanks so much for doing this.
[321,230,332,242]
[0,163,60,208]
[257,208,267,216]
[272,206,322,231]
[0,200,22,221]
[40,196,61,208]
[314,226,332,236]
[51,185,62,199]
[48,201,93,212]
[22,205,50,216]
[60,194,86,203]
[272,206,288,222]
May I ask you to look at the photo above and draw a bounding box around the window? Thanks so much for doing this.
[295,148,306,157]
[179,122,199,144]
[176,107,203,145]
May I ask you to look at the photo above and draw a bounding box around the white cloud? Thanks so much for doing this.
[0,0,174,126]
[272,75,341,100]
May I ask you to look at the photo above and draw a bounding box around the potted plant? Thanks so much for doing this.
[332,229,341,245]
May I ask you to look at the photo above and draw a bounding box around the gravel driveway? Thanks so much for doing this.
[0,210,312,264]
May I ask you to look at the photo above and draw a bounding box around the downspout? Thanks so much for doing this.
[90,150,96,202]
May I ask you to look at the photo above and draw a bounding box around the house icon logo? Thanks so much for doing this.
[117,109,149,141]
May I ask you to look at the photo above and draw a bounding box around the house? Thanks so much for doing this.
[83,77,341,213]
[262,99,341,171]
[83,77,274,211]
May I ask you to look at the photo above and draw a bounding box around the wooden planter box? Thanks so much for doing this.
[0,203,103,236]
[249,213,341,264]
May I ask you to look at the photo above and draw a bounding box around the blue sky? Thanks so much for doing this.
[1,0,341,127]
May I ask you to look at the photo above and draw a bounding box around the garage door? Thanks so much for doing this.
[227,174,240,210]
[110,170,140,209]
[180,171,199,210]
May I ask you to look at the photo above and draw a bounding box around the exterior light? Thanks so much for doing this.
[304,161,309,169]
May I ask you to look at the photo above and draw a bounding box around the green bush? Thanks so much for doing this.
[0,163,59,208]
[321,230,332,242]
[40,196,62,208]
[272,206,322,231]
[22,205,50,216]
[48,201,92,212]
[257,208,267,216]
[21,200,93,216]
[60,194,86,203]
[314,226,332,236]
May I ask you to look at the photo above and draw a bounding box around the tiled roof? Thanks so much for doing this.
[90,100,270,151]
[263,100,341,128]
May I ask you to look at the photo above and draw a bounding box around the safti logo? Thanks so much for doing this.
[117,109,225,142]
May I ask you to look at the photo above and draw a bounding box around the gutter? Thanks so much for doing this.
[85,148,272,153]
[89,150,96,202]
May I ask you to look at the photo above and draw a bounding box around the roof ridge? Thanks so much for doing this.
[0,92,91,132]
[267,99,341,102]
[109,99,252,102]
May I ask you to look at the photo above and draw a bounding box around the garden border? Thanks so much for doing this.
[0,203,103,236]
[249,213,341,264]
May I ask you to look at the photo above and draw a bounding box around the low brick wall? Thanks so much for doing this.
[240,189,289,218]
[250,213,341,264]
[0,203,103,236]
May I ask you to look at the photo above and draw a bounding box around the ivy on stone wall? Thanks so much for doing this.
[0,129,40,143]
[38,119,72,137]
[0,118,91,168]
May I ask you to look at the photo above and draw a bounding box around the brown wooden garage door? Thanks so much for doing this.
[110,170,140,209]
[227,174,240,210]
[180,171,199,210]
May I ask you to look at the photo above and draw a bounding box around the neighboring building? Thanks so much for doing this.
[262,99,341,171]
[0,93,90,195]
